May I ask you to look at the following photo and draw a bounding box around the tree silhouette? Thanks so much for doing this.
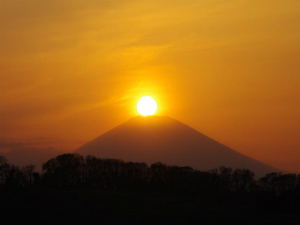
[232,168,255,193]
[22,164,36,185]
[42,153,84,187]
[217,166,233,192]
[0,155,9,185]
[6,165,25,187]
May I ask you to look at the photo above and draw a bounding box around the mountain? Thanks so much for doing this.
[1,147,63,171]
[75,116,280,177]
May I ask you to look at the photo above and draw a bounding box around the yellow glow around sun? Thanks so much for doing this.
[137,96,157,116]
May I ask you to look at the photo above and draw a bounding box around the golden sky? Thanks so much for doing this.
[1,0,300,172]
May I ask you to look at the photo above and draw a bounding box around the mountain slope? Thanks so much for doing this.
[75,116,280,177]
[1,147,63,171]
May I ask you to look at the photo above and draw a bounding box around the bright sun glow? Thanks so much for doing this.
[137,96,157,116]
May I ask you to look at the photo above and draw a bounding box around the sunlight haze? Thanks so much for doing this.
[0,0,300,172]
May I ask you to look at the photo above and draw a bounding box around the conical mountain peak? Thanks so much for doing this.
[75,116,280,177]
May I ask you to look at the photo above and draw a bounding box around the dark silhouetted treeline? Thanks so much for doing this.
[1,153,300,224]
[1,153,300,196]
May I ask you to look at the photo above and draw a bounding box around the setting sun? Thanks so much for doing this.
[137,96,157,116]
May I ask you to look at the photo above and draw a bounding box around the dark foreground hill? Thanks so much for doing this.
[76,116,280,177]
[0,147,62,171]
[1,188,300,224]
[1,152,299,224]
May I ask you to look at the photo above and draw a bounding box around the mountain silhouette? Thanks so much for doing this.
[75,116,280,177]
[1,147,62,171]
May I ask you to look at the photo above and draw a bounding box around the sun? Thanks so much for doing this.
[137,96,157,116]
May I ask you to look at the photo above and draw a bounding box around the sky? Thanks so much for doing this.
[1,0,300,172]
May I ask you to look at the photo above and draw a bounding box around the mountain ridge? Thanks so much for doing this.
[75,116,281,177]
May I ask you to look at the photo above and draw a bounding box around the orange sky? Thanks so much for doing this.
[1,0,300,172]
